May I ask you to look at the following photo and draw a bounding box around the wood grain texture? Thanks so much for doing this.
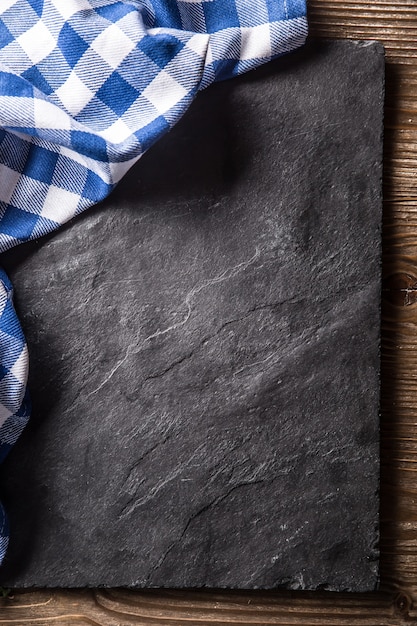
[1,1,417,623]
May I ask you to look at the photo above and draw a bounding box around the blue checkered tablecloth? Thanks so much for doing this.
[0,0,307,565]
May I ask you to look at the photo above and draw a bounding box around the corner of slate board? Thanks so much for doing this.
[0,39,384,591]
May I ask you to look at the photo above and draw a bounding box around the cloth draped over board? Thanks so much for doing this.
[0,0,307,563]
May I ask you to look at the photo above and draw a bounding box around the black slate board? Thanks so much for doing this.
[0,40,384,590]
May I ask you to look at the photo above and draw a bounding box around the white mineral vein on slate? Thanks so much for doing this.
[86,248,261,397]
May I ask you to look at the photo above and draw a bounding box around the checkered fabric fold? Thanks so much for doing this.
[0,269,30,561]
[0,0,307,564]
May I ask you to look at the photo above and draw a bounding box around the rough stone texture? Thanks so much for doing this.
[0,40,384,590]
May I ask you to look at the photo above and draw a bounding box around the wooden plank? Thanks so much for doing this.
[1,0,417,623]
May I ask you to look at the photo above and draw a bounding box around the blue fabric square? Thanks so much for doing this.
[285,0,307,20]
[23,146,58,184]
[83,170,112,203]
[150,0,182,29]
[21,66,53,96]
[31,0,44,18]
[203,1,241,32]
[211,59,240,82]
[0,70,34,97]
[96,72,138,117]
[70,130,109,162]
[0,22,14,49]
[138,33,184,69]
[58,23,89,69]
[135,115,170,152]
[0,206,38,240]
[0,363,8,381]
[95,1,136,23]
[0,269,13,293]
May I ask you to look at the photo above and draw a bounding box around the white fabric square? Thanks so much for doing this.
[0,0,20,17]
[109,155,141,184]
[101,118,132,143]
[17,20,55,65]
[49,0,91,20]
[41,185,80,223]
[142,71,188,115]
[91,23,135,70]
[34,98,71,130]
[240,23,271,60]
[0,164,20,205]
[9,346,28,386]
[56,71,95,116]
[186,33,209,59]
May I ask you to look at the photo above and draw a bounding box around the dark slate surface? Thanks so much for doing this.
[0,40,384,590]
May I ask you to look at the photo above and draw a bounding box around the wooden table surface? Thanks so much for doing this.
[1,1,416,624]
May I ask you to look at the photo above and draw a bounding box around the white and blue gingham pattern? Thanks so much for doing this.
[0,269,31,562]
[0,0,307,250]
[0,0,307,563]
[0,272,30,459]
